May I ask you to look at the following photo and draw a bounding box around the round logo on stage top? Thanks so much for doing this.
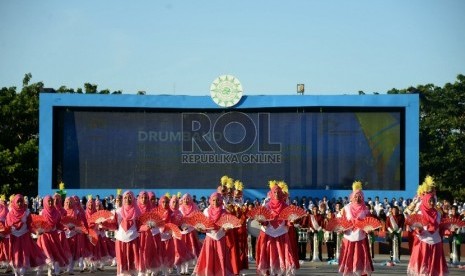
[210,75,243,107]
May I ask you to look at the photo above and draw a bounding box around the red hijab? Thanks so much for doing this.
[158,195,172,223]
[41,195,61,226]
[420,192,438,228]
[268,185,287,217]
[64,197,78,218]
[179,193,199,217]
[85,198,96,221]
[137,191,151,214]
[6,194,27,229]
[120,191,140,231]
[207,192,224,223]
[53,194,67,217]
[349,189,368,221]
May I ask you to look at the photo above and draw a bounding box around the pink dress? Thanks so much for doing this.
[114,191,141,275]
[6,195,47,271]
[64,197,91,261]
[36,195,71,268]
[193,192,233,276]
[0,202,9,266]
[338,203,374,276]
[407,193,448,276]
[255,186,295,276]
[137,191,162,274]
[179,194,202,260]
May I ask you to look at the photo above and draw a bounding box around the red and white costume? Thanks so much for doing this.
[193,192,233,276]
[5,194,46,276]
[114,191,141,276]
[256,186,296,276]
[338,189,374,276]
[407,192,448,276]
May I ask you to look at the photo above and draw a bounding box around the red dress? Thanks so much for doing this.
[6,195,47,272]
[407,193,448,276]
[193,192,233,276]
[338,204,374,276]
[255,188,296,276]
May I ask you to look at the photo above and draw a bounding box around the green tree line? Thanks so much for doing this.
[1,74,464,200]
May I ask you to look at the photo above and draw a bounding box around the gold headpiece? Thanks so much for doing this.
[225,177,234,189]
[116,189,122,196]
[268,180,277,189]
[220,175,229,186]
[352,181,363,191]
[59,182,65,191]
[234,180,244,191]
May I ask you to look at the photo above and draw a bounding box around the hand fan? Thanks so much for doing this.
[247,206,273,222]
[440,217,465,231]
[139,211,165,228]
[89,210,113,224]
[325,217,353,232]
[215,214,241,230]
[406,214,424,229]
[30,214,53,234]
[184,212,215,231]
[278,205,307,222]
[354,217,382,232]
[164,222,182,239]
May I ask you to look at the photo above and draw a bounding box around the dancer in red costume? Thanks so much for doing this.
[158,195,176,276]
[113,191,142,276]
[138,191,162,275]
[193,192,234,276]
[37,195,71,275]
[407,191,449,276]
[170,195,196,275]
[63,196,90,274]
[179,193,202,269]
[338,181,374,276]
[0,195,10,270]
[5,194,46,276]
[256,181,296,276]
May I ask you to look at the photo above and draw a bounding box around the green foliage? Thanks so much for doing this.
[388,74,465,200]
[1,73,464,200]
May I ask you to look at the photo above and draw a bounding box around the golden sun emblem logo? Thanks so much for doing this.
[210,75,243,107]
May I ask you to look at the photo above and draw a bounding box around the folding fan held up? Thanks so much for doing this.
[139,211,165,228]
[88,228,99,245]
[325,217,353,232]
[406,214,424,229]
[184,212,215,231]
[164,222,182,239]
[215,214,241,230]
[89,210,113,224]
[61,216,83,230]
[354,217,382,232]
[278,205,307,222]
[440,217,465,231]
[247,206,273,222]
[30,214,53,234]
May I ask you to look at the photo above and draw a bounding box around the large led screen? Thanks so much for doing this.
[53,107,404,190]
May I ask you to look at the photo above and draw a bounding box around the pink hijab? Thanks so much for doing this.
[147,191,157,208]
[349,189,368,221]
[179,193,199,216]
[268,185,287,217]
[420,192,438,228]
[85,198,96,221]
[137,191,151,214]
[158,195,172,223]
[41,195,61,226]
[0,200,7,221]
[6,194,27,228]
[64,197,77,218]
[53,194,67,217]
[207,192,224,223]
[120,191,140,231]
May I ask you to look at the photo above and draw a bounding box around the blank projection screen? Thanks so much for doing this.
[53,107,404,191]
